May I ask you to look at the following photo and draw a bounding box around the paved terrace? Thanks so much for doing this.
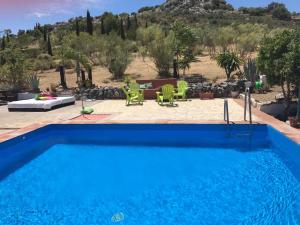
[0,99,299,143]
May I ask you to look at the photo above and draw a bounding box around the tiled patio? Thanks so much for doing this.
[0,99,255,129]
[90,99,258,122]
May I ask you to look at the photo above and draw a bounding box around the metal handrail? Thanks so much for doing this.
[244,87,252,124]
[224,99,230,124]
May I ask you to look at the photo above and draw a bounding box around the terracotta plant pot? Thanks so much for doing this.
[199,92,214,100]
[289,117,300,128]
[230,91,240,98]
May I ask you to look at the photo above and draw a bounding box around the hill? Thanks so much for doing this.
[0,0,299,94]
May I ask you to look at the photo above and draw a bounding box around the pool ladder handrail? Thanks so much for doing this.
[224,99,230,125]
[244,87,253,124]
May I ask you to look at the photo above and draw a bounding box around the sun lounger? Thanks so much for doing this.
[8,96,76,112]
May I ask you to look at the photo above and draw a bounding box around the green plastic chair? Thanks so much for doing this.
[174,80,188,101]
[129,82,144,102]
[122,85,143,106]
[156,84,175,106]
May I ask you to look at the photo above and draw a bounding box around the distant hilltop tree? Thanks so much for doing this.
[239,2,291,20]
[268,2,291,20]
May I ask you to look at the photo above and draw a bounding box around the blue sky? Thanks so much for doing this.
[0,0,298,34]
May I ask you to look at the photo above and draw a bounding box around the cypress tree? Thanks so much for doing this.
[43,26,47,42]
[86,10,93,35]
[134,14,138,28]
[101,17,105,35]
[47,35,53,56]
[36,23,42,32]
[76,19,80,36]
[120,18,126,40]
[126,16,131,30]
[1,38,5,50]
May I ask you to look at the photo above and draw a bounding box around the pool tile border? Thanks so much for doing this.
[0,99,299,144]
[233,99,300,144]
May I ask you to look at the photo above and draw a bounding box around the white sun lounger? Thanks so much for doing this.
[8,96,76,111]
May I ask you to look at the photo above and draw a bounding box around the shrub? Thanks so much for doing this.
[34,54,53,72]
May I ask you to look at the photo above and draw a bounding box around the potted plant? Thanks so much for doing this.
[230,85,240,98]
[199,90,214,100]
[289,117,300,128]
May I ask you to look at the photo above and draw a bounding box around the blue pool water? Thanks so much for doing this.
[0,124,300,224]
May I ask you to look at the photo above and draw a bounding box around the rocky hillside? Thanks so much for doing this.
[161,0,234,14]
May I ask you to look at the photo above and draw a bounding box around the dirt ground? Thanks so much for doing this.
[251,86,283,103]
[37,55,226,90]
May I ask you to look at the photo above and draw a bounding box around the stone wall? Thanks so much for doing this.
[75,87,125,100]
[74,80,245,100]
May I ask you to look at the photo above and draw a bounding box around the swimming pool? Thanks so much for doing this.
[0,124,300,224]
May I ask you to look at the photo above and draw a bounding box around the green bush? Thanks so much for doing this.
[34,54,53,72]
[22,48,42,59]
[0,47,29,91]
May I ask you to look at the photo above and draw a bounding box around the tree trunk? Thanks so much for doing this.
[81,70,86,82]
[297,84,300,119]
[88,68,93,82]
[59,66,67,89]
[173,59,179,79]
[225,70,230,80]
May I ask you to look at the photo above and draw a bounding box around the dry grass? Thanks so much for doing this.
[37,55,226,90]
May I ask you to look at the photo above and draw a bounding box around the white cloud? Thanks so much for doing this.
[29,12,51,18]
[27,0,105,18]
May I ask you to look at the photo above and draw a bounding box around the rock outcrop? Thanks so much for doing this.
[161,0,234,14]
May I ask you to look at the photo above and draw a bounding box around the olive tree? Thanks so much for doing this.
[69,33,102,83]
[99,32,132,79]
[137,25,174,77]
